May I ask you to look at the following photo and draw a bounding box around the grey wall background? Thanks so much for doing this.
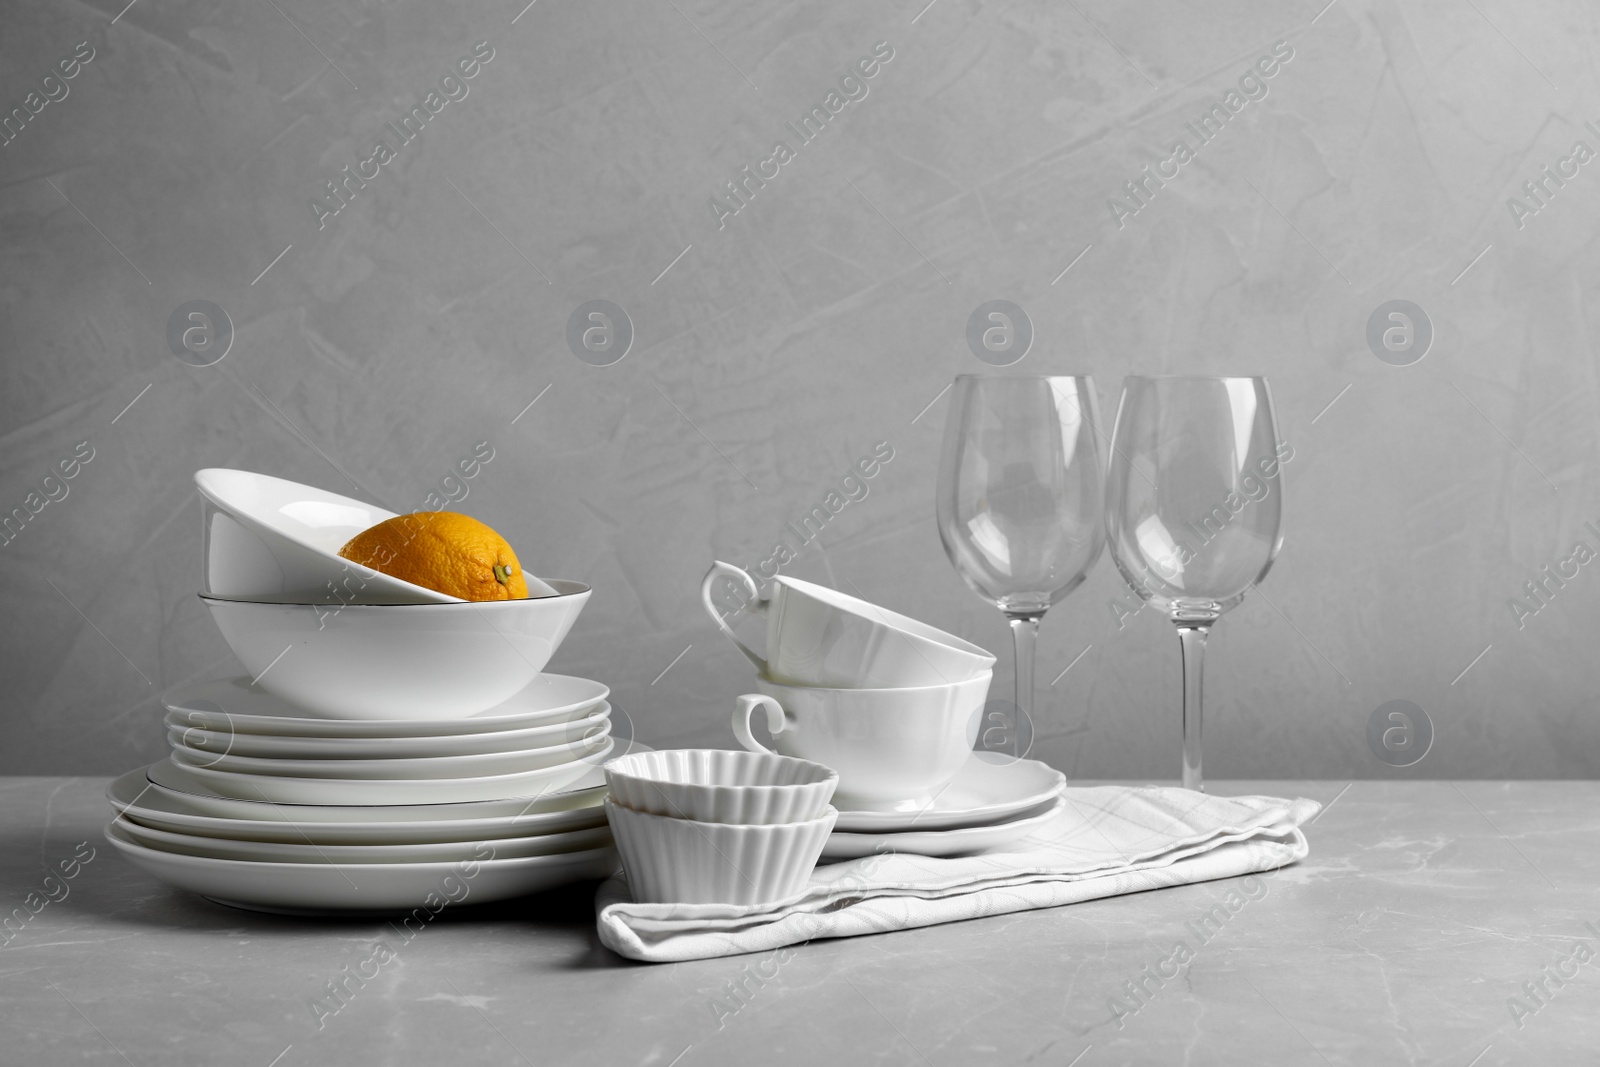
[2,0,1596,779]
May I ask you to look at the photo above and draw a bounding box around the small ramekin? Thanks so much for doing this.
[602,748,837,825]
[605,798,835,906]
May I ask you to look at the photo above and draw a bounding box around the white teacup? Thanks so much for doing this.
[701,561,995,689]
[732,672,990,811]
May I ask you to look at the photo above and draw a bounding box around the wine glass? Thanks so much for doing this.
[937,375,1106,757]
[1104,376,1284,792]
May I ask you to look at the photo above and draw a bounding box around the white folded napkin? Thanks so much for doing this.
[596,786,1320,963]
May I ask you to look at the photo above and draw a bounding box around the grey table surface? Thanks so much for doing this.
[1,777,1595,1067]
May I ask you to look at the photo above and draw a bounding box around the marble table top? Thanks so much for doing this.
[2,777,1595,1066]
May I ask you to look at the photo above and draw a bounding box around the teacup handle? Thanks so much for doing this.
[732,694,787,755]
[700,560,768,673]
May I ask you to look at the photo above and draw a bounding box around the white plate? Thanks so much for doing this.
[148,738,613,805]
[115,745,651,841]
[821,795,1068,860]
[108,769,609,844]
[163,674,609,737]
[116,818,613,864]
[831,757,1066,832]
[165,705,611,759]
[168,728,610,780]
[105,821,619,916]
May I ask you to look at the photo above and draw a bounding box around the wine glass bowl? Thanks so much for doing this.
[937,377,1106,617]
[936,375,1106,756]
[1106,377,1283,619]
[1105,376,1284,790]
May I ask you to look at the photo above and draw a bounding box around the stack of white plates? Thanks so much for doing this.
[107,674,630,915]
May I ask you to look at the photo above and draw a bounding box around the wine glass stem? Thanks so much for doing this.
[1175,621,1212,792]
[1006,614,1040,760]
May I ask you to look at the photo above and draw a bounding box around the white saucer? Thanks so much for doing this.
[164,704,611,759]
[831,757,1066,832]
[821,794,1067,860]
[163,674,609,737]
[105,821,619,915]
[147,737,612,805]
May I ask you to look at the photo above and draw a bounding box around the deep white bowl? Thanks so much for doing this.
[603,749,837,825]
[605,798,835,906]
[200,583,591,719]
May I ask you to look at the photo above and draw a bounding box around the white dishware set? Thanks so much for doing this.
[104,470,621,915]
[102,469,1071,915]
[700,561,1065,865]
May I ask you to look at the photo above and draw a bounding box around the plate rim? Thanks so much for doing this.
[165,726,612,779]
[162,673,611,736]
[108,769,610,841]
[163,703,611,756]
[146,736,615,804]
[106,818,618,873]
[114,816,614,863]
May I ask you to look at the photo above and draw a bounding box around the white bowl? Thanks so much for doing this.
[199,583,591,719]
[197,468,461,604]
[196,468,559,604]
[603,749,837,825]
[605,798,835,905]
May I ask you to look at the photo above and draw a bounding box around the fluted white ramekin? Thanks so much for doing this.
[602,748,837,825]
[605,798,835,905]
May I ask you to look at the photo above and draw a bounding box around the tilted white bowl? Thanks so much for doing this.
[196,468,559,604]
[605,798,836,906]
[603,749,837,825]
[197,468,460,604]
[200,582,590,719]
